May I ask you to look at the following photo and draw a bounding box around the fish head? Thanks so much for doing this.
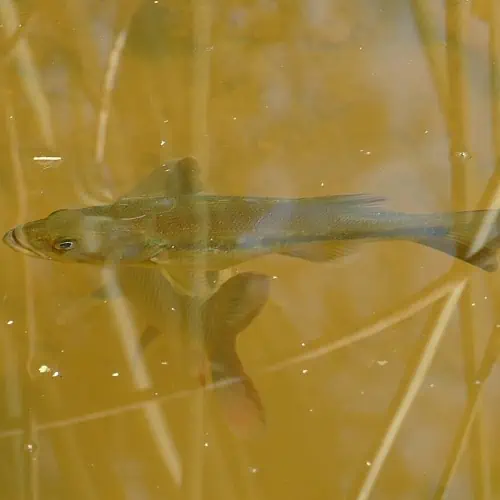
[3,207,157,265]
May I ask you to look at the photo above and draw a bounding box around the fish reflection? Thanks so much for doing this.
[117,266,270,439]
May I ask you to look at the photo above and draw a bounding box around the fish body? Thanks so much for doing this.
[5,188,500,272]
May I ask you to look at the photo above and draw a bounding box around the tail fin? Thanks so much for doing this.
[202,272,271,438]
[413,209,500,272]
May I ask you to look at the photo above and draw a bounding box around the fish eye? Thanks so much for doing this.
[53,239,76,251]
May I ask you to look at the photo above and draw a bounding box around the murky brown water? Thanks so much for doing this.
[1,1,500,498]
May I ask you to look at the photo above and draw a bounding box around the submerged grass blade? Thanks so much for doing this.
[434,322,500,498]
[352,1,497,496]
[436,0,500,496]
[0,0,54,150]
[265,4,500,497]
[410,0,449,115]
[183,1,214,499]
[81,20,184,489]
[444,0,489,495]
[351,282,466,500]
[5,100,39,500]
[99,267,182,486]
[6,99,97,499]
[265,271,461,373]
[95,28,128,167]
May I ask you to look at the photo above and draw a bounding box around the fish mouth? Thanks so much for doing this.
[2,227,45,259]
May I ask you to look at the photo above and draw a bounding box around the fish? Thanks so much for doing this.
[4,157,269,438]
[4,158,500,274]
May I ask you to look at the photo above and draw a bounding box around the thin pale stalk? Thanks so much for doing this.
[99,268,182,486]
[76,26,128,208]
[0,0,54,149]
[183,1,214,499]
[410,0,449,114]
[95,28,128,167]
[353,5,485,498]
[265,271,461,373]
[351,283,466,500]
[0,329,24,497]
[445,0,489,496]
[0,375,252,440]
[88,24,183,487]
[64,0,119,204]
[6,100,96,499]
[436,1,500,496]
[434,323,500,499]
[350,2,500,494]
[6,100,39,500]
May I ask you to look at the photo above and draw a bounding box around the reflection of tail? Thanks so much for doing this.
[202,272,271,438]
[411,210,500,272]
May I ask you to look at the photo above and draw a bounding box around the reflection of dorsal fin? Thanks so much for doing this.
[117,156,203,201]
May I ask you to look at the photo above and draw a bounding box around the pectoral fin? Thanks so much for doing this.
[279,241,360,262]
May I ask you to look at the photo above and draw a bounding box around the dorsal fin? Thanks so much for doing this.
[117,156,203,201]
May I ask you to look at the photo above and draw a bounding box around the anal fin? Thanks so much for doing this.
[279,241,360,262]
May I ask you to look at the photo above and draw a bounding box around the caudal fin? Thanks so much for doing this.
[202,272,271,438]
[413,209,500,272]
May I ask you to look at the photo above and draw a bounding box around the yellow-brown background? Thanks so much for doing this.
[0,1,499,499]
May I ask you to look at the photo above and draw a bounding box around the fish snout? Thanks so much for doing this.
[2,226,42,258]
[2,228,17,249]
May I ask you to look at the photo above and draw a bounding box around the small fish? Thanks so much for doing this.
[4,157,500,273]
